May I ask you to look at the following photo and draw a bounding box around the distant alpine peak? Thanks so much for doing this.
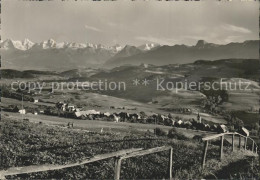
[86,43,95,48]
[195,40,219,49]
[1,39,14,49]
[124,45,136,49]
[22,39,35,49]
[1,39,35,50]
[67,42,87,49]
[112,44,123,51]
[121,45,142,53]
[196,40,208,47]
[37,39,57,49]
[138,43,160,51]
[56,42,69,49]
[23,38,33,44]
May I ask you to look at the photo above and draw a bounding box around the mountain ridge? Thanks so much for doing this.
[1,39,258,70]
[105,40,259,68]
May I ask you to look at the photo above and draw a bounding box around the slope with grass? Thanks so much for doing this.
[0,117,258,179]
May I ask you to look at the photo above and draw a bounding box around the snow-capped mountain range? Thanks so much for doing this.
[0,39,160,52]
[1,39,35,51]
[1,38,258,70]
[0,39,127,52]
[0,39,160,70]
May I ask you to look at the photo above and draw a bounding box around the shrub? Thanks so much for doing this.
[154,128,167,136]
[192,135,203,142]
[168,128,188,140]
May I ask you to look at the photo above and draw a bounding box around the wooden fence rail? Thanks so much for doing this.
[114,146,173,180]
[201,132,258,169]
[0,146,173,180]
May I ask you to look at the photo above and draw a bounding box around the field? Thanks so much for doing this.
[0,116,259,179]
[219,78,260,112]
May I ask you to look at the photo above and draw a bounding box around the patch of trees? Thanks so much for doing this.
[154,128,167,136]
[224,112,244,131]
[226,59,259,77]
[1,85,34,102]
[1,69,35,79]
[250,123,259,136]
[153,128,189,140]
[201,89,228,113]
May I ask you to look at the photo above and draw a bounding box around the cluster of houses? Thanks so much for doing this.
[55,102,141,122]
[3,101,249,136]
[53,102,235,134]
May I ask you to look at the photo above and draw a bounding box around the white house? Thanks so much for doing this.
[19,109,26,114]
[75,110,100,118]
[177,120,183,125]
[113,114,120,123]
[219,124,229,133]
[239,127,249,137]
[104,112,110,117]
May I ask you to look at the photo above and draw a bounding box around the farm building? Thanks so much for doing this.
[19,109,26,114]
[218,124,229,133]
[183,121,192,128]
[171,120,176,126]
[204,124,210,131]
[176,120,183,125]
[75,110,100,118]
[113,114,120,122]
[39,109,45,114]
[211,124,218,131]
[67,105,75,111]
[104,112,110,117]
[238,127,249,136]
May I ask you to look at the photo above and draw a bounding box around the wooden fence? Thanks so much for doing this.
[0,146,173,180]
[2,132,257,178]
[201,132,258,169]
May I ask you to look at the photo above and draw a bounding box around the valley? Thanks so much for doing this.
[1,39,259,180]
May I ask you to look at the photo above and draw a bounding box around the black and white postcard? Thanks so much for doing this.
[0,0,259,179]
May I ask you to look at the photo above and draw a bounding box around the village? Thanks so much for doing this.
[2,96,250,138]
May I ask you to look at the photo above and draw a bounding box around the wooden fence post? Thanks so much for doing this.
[202,140,209,169]
[252,141,254,152]
[244,137,247,150]
[114,157,123,180]
[220,135,224,160]
[239,136,241,150]
[232,134,235,152]
[168,147,173,179]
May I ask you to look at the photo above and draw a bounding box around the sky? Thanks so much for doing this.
[2,0,259,46]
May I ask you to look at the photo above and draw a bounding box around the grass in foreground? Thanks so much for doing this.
[0,118,258,179]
